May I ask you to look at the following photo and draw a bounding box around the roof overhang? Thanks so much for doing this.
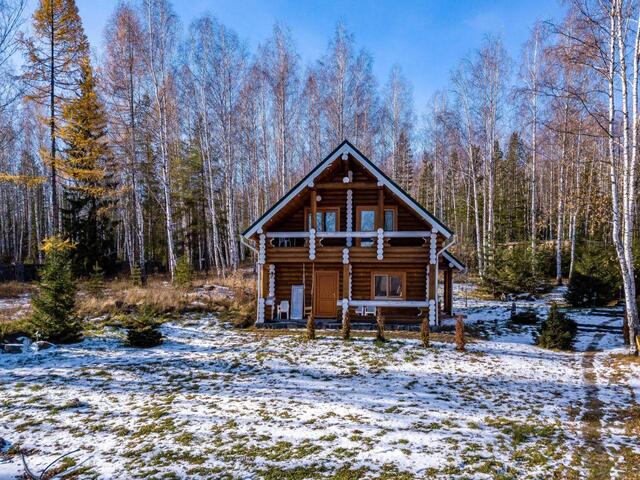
[442,251,466,272]
[242,140,453,239]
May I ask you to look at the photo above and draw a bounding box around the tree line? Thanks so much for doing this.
[1,0,639,347]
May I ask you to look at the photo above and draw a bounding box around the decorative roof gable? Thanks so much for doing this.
[242,140,454,239]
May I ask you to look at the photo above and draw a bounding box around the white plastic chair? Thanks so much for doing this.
[355,305,376,316]
[277,300,290,320]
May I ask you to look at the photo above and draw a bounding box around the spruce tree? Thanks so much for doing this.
[535,303,577,351]
[29,236,82,343]
[86,262,105,297]
[174,255,193,289]
[59,57,116,275]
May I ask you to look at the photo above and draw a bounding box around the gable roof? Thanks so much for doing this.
[442,251,466,272]
[242,140,453,239]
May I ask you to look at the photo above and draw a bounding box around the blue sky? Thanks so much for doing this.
[30,0,564,111]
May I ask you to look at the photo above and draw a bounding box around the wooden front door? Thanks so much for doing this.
[314,271,339,317]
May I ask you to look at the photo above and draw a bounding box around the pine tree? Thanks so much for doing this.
[21,0,89,232]
[29,236,82,343]
[59,57,116,275]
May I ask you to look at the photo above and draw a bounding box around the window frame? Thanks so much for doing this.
[383,206,398,231]
[356,206,376,247]
[370,271,406,300]
[304,207,341,232]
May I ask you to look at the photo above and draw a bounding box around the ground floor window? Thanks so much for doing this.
[372,272,405,299]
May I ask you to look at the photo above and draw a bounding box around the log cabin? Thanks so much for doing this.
[241,140,465,328]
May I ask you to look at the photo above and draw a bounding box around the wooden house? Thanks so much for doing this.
[241,140,465,327]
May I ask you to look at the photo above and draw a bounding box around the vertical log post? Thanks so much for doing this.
[444,269,453,316]
[376,184,384,230]
[256,232,266,325]
[342,251,350,339]
[428,232,437,326]
[309,188,317,260]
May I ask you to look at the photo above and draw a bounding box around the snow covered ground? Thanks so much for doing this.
[0,295,30,322]
[0,285,638,479]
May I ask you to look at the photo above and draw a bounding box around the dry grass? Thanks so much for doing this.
[194,270,256,300]
[77,273,256,324]
[77,285,192,317]
[0,281,33,298]
[0,317,30,342]
[0,306,30,323]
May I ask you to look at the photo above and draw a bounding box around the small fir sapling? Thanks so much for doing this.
[126,308,163,348]
[535,302,577,350]
[306,313,316,340]
[375,310,386,342]
[455,315,465,351]
[86,262,105,297]
[29,237,82,344]
[342,308,351,340]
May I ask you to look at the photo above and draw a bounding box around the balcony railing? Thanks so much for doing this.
[265,231,433,239]
[263,230,435,261]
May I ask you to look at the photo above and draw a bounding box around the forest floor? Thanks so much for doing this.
[0,284,639,479]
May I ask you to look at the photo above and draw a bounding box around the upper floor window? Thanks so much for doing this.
[305,208,339,232]
[384,208,396,231]
[357,208,376,247]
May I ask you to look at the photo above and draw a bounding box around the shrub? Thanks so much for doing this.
[28,236,82,344]
[565,244,620,307]
[0,318,30,344]
[535,303,577,350]
[216,298,256,328]
[510,309,539,325]
[126,309,163,348]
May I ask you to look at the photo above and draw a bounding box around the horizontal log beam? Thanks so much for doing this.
[267,230,433,239]
[315,181,375,190]
[340,300,430,308]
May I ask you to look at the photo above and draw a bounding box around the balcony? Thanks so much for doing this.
[263,230,434,263]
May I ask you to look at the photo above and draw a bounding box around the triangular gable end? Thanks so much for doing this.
[242,140,453,239]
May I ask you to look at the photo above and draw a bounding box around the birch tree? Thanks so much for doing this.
[103,2,147,281]
[141,0,178,278]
